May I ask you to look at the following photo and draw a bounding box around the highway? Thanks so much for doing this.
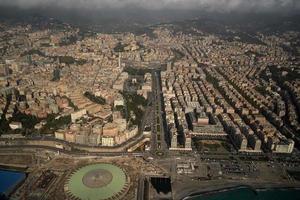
[1,144,300,165]
[0,145,145,157]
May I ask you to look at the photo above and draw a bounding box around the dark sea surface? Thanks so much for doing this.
[187,187,300,200]
[0,169,26,194]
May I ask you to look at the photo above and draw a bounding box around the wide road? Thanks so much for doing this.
[152,70,168,152]
[150,71,158,151]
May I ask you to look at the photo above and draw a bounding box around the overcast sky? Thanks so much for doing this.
[0,0,299,12]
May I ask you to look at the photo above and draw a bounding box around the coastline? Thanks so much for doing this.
[0,163,28,171]
[174,179,300,200]
[181,185,300,200]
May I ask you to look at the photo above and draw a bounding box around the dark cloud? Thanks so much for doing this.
[0,0,299,12]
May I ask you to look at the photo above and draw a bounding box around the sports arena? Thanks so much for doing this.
[64,163,130,200]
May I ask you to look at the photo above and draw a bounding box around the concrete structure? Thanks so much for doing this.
[9,122,22,130]
[71,109,87,123]
[65,163,129,200]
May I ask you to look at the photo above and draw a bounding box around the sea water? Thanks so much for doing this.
[187,187,300,200]
[0,169,26,195]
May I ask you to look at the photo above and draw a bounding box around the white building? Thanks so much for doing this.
[71,109,87,123]
[9,122,22,130]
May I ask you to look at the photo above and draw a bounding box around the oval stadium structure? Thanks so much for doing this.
[64,163,130,200]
